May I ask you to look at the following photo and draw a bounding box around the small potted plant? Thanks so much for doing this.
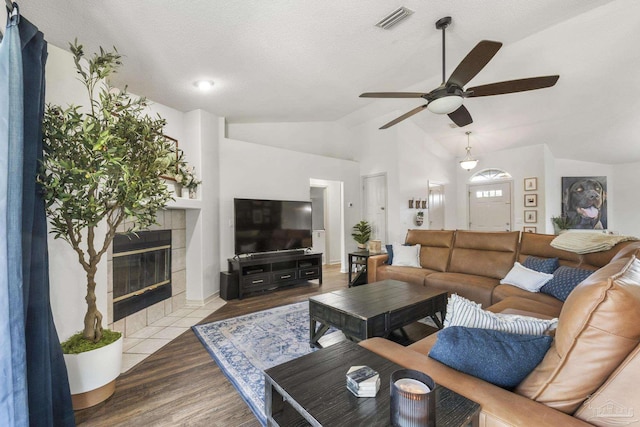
[351,220,372,249]
[40,41,174,408]
[551,215,576,235]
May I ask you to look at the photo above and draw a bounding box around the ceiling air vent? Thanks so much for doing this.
[375,7,414,30]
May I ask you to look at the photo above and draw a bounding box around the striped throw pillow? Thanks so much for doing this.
[443,294,557,335]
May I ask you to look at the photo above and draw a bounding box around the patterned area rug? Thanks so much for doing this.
[192,301,338,425]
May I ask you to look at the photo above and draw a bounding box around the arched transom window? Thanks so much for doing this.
[469,168,512,182]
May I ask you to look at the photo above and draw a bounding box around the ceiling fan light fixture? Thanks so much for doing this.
[460,131,478,171]
[427,95,463,114]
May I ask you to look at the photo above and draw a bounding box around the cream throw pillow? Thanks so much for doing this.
[391,243,421,268]
[500,262,554,292]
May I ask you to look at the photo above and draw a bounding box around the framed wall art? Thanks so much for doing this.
[523,226,537,233]
[524,177,537,191]
[524,210,537,223]
[561,176,607,230]
[524,194,538,207]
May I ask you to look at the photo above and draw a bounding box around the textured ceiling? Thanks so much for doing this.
[12,0,640,164]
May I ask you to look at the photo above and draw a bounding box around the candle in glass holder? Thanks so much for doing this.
[390,370,436,427]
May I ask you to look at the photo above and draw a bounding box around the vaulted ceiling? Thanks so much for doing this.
[17,0,640,164]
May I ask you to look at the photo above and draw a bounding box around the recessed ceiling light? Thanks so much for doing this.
[194,80,214,91]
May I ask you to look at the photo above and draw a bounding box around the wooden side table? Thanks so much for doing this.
[348,250,372,287]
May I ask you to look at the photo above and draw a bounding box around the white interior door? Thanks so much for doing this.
[428,184,445,230]
[363,174,387,244]
[468,182,512,231]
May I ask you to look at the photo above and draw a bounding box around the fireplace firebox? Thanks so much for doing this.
[112,230,172,322]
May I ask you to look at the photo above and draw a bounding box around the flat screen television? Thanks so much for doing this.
[234,198,313,255]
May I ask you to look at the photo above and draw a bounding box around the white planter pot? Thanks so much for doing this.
[64,335,123,409]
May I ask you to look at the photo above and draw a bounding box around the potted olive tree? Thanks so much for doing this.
[351,220,372,249]
[40,41,173,408]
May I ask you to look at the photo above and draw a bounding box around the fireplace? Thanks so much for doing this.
[112,230,172,322]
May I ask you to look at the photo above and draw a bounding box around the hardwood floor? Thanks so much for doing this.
[74,265,434,426]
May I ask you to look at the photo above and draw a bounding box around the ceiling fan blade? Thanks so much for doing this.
[467,75,560,97]
[360,92,427,98]
[380,105,428,129]
[448,105,473,127]
[447,40,502,88]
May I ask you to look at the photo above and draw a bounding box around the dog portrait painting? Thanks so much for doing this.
[562,176,607,230]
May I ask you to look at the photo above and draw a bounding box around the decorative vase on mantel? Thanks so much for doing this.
[189,187,197,199]
[181,186,190,198]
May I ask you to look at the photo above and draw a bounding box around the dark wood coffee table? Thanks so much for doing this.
[309,279,447,348]
[264,340,480,426]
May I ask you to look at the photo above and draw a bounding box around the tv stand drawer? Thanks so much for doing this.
[242,273,271,290]
[299,267,320,280]
[273,270,297,283]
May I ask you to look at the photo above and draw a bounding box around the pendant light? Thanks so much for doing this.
[459,131,478,171]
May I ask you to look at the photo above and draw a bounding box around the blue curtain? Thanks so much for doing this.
[0,5,28,426]
[1,3,75,425]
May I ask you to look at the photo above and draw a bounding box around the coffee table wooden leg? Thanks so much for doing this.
[309,318,330,348]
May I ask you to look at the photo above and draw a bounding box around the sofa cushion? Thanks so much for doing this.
[487,296,562,319]
[391,244,421,267]
[425,272,497,307]
[523,256,560,274]
[375,265,434,286]
[448,231,520,279]
[516,255,640,414]
[500,262,554,292]
[491,286,564,312]
[405,229,455,272]
[517,232,582,268]
[540,266,594,301]
[429,326,553,389]
[444,294,557,335]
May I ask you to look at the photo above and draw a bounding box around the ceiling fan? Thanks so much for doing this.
[360,16,559,129]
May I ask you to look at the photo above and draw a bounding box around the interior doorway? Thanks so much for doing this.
[468,181,512,231]
[362,173,388,244]
[310,179,343,266]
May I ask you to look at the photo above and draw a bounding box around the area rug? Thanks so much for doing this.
[191,301,338,425]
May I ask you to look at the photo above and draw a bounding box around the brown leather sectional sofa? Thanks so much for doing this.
[361,230,640,427]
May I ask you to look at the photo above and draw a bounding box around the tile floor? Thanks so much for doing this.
[120,297,227,373]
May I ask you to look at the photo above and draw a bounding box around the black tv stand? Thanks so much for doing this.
[227,251,323,299]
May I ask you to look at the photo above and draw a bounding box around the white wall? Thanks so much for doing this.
[350,113,457,244]
[218,134,360,271]
[612,162,640,236]
[227,121,354,161]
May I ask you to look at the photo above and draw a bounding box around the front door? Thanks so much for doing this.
[468,182,512,231]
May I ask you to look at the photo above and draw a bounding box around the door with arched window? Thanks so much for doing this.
[468,169,513,232]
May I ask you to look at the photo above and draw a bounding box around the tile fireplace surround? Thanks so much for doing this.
[107,209,188,339]
[106,208,227,372]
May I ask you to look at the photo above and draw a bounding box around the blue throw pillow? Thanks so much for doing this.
[540,266,594,301]
[523,256,560,274]
[385,244,393,265]
[428,326,552,389]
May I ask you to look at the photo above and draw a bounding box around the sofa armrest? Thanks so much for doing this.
[367,254,388,283]
[359,338,591,427]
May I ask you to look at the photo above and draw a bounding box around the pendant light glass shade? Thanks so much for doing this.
[460,131,478,171]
